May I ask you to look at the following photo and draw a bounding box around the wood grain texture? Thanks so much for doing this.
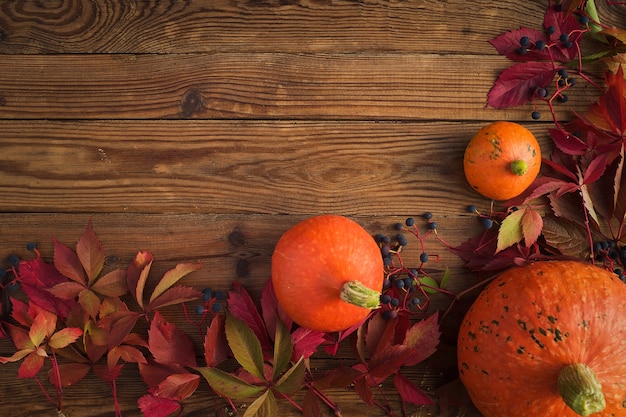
[0,53,601,120]
[0,120,553,214]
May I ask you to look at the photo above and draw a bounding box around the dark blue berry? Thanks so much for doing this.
[536,87,548,98]
[381,245,391,256]
[568,78,576,86]
[8,255,19,267]
[558,78,567,88]
[382,235,391,244]
[519,36,530,47]
[383,256,393,267]
[203,292,212,302]
[405,217,415,227]
[383,278,392,289]
[7,281,19,292]
[393,222,404,231]
[558,94,568,103]
[565,41,573,48]
[390,298,400,307]
[411,297,420,306]
[214,290,225,300]
[26,242,37,251]
[396,233,408,246]
[546,26,556,35]
[212,303,223,313]
[535,40,546,50]
[467,204,477,214]
[531,111,541,120]
[481,217,494,229]
[517,47,527,55]
[403,277,413,288]
[374,233,386,243]
[380,294,392,304]
[423,212,433,220]
[559,33,570,43]
[600,241,610,250]
[395,279,405,290]
[428,221,437,230]
[557,68,568,78]
[420,252,429,263]
[195,305,205,315]
[579,15,589,25]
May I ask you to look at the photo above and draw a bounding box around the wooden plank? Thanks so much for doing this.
[0,0,623,55]
[0,212,483,415]
[0,53,600,120]
[0,120,554,214]
[0,0,544,55]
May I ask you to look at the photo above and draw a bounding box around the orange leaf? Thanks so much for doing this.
[53,238,86,285]
[49,327,83,350]
[149,262,203,305]
[29,310,57,346]
[17,352,45,379]
[135,256,154,310]
[521,207,543,246]
[78,289,101,320]
[76,219,105,284]
[47,281,85,300]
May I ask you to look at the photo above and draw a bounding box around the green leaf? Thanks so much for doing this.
[274,356,306,395]
[149,262,203,304]
[225,313,266,381]
[497,208,524,252]
[194,367,264,399]
[584,0,604,36]
[76,219,105,284]
[244,389,276,417]
[271,318,292,380]
[439,267,451,289]
[418,276,439,294]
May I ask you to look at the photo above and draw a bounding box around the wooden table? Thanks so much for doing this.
[0,1,621,416]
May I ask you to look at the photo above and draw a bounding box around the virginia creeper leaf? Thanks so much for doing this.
[272,318,292,380]
[149,262,202,305]
[542,215,591,258]
[290,327,325,362]
[488,27,549,62]
[402,313,441,367]
[138,394,181,417]
[195,366,264,399]
[93,363,123,382]
[153,373,200,400]
[53,363,91,387]
[228,281,272,352]
[487,61,555,108]
[127,251,154,309]
[90,269,128,297]
[204,314,228,367]
[148,311,197,367]
[497,208,525,252]
[261,278,292,341]
[274,356,306,395]
[47,281,85,300]
[53,238,86,285]
[394,372,434,405]
[29,309,56,346]
[244,389,276,417]
[76,219,105,283]
[521,207,543,247]
[418,275,439,293]
[225,313,266,381]
[17,352,45,378]
[78,288,101,319]
[146,285,202,312]
[48,327,83,350]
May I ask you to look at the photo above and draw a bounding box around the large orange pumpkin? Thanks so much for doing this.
[463,121,541,201]
[271,215,383,333]
[457,260,626,417]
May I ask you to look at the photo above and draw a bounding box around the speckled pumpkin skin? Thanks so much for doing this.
[457,260,626,417]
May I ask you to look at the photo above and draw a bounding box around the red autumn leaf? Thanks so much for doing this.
[53,238,86,285]
[368,344,410,379]
[90,269,128,297]
[489,27,549,62]
[261,278,292,340]
[29,309,57,346]
[394,372,434,406]
[148,311,197,367]
[548,128,589,155]
[583,153,611,185]
[353,374,374,405]
[291,327,326,362]
[227,281,272,351]
[17,352,45,379]
[601,65,626,136]
[93,363,123,382]
[521,207,543,247]
[108,345,147,368]
[203,314,229,367]
[17,257,74,318]
[146,285,202,312]
[98,310,142,349]
[401,313,441,367]
[153,373,200,400]
[542,8,583,62]
[127,251,154,309]
[365,312,397,359]
[78,288,101,319]
[9,298,32,328]
[138,394,181,417]
[52,363,91,387]
[76,219,105,283]
[47,281,85,300]
[487,61,555,108]
[139,360,189,389]
[149,262,202,305]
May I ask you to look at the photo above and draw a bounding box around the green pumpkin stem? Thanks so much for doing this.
[557,363,606,416]
[339,280,380,309]
[510,159,528,176]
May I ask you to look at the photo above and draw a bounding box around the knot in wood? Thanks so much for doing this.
[181,89,204,117]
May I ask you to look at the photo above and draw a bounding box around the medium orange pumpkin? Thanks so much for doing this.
[463,121,541,201]
[457,260,626,417]
[271,215,383,333]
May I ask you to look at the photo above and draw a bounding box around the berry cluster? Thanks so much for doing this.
[373,214,453,320]
[516,10,592,121]
[592,240,626,282]
[192,287,225,316]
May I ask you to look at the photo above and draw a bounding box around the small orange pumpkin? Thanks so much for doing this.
[463,121,541,201]
[271,215,383,333]
[457,260,626,417]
